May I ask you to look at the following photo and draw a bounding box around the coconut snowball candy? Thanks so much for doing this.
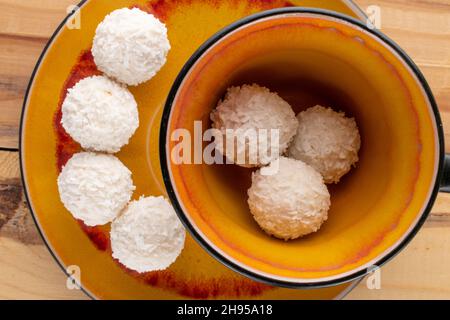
[248,157,330,240]
[61,75,139,153]
[57,152,135,227]
[92,8,171,86]
[288,105,361,184]
[110,196,186,273]
[211,84,298,167]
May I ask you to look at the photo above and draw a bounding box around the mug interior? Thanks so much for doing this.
[163,11,440,284]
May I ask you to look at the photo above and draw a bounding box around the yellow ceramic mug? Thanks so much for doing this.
[160,8,445,288]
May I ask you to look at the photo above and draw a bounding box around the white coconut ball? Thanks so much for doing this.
[61,75,139,153]
[211,84,298,167]
[288,105,361,184]
[92,8,171,86]
[110,196,186,273]
[248,157,330,240]
[57,152,135,227]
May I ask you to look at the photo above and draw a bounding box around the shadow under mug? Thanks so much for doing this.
[160,8,449,288]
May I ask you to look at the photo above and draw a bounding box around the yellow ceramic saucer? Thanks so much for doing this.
[20,0,366,300]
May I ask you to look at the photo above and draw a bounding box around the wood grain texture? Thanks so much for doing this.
[1,147,450,300]
[0,0,449,299]
[356,0,450,149]
[0,151,86,299]
[0,0,75,149]
[347,226,450,299]
[0,0,76,39]
[1,148,450,300]
[0,0,449,150]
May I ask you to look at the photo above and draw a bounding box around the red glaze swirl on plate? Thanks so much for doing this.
[142,0,294,22]
[53,0,300,298]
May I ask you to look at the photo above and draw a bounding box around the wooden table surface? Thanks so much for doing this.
[0,0,449,300]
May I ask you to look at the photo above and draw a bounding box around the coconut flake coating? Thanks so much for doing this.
[57,152,135,227]
[92,8,171,86]
[110,196,186,273]
[211,84,298,167]
[248,157,330,240]
[289,105,361,184]
[61,75,139,153]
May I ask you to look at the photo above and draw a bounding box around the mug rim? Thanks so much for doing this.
[160,7,445,289]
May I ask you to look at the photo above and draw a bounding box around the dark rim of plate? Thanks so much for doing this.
[159,7,445,289]
[19,0,94,299]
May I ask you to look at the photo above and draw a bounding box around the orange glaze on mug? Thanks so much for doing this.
[168,15,437,281]
[52,0,317,299]
[21,0,383,299]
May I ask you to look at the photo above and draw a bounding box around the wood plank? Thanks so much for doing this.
[0,0,449,150]
[0,150,86,299]
[0,0,77,39]
[0,0,75,149]
[346,226,450,299]
[1,148,450,299]
[354,0,450,153]
[0,35,48,149]
[0,0,449,299]
[0,238,87,299]
[343,4,450,287]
